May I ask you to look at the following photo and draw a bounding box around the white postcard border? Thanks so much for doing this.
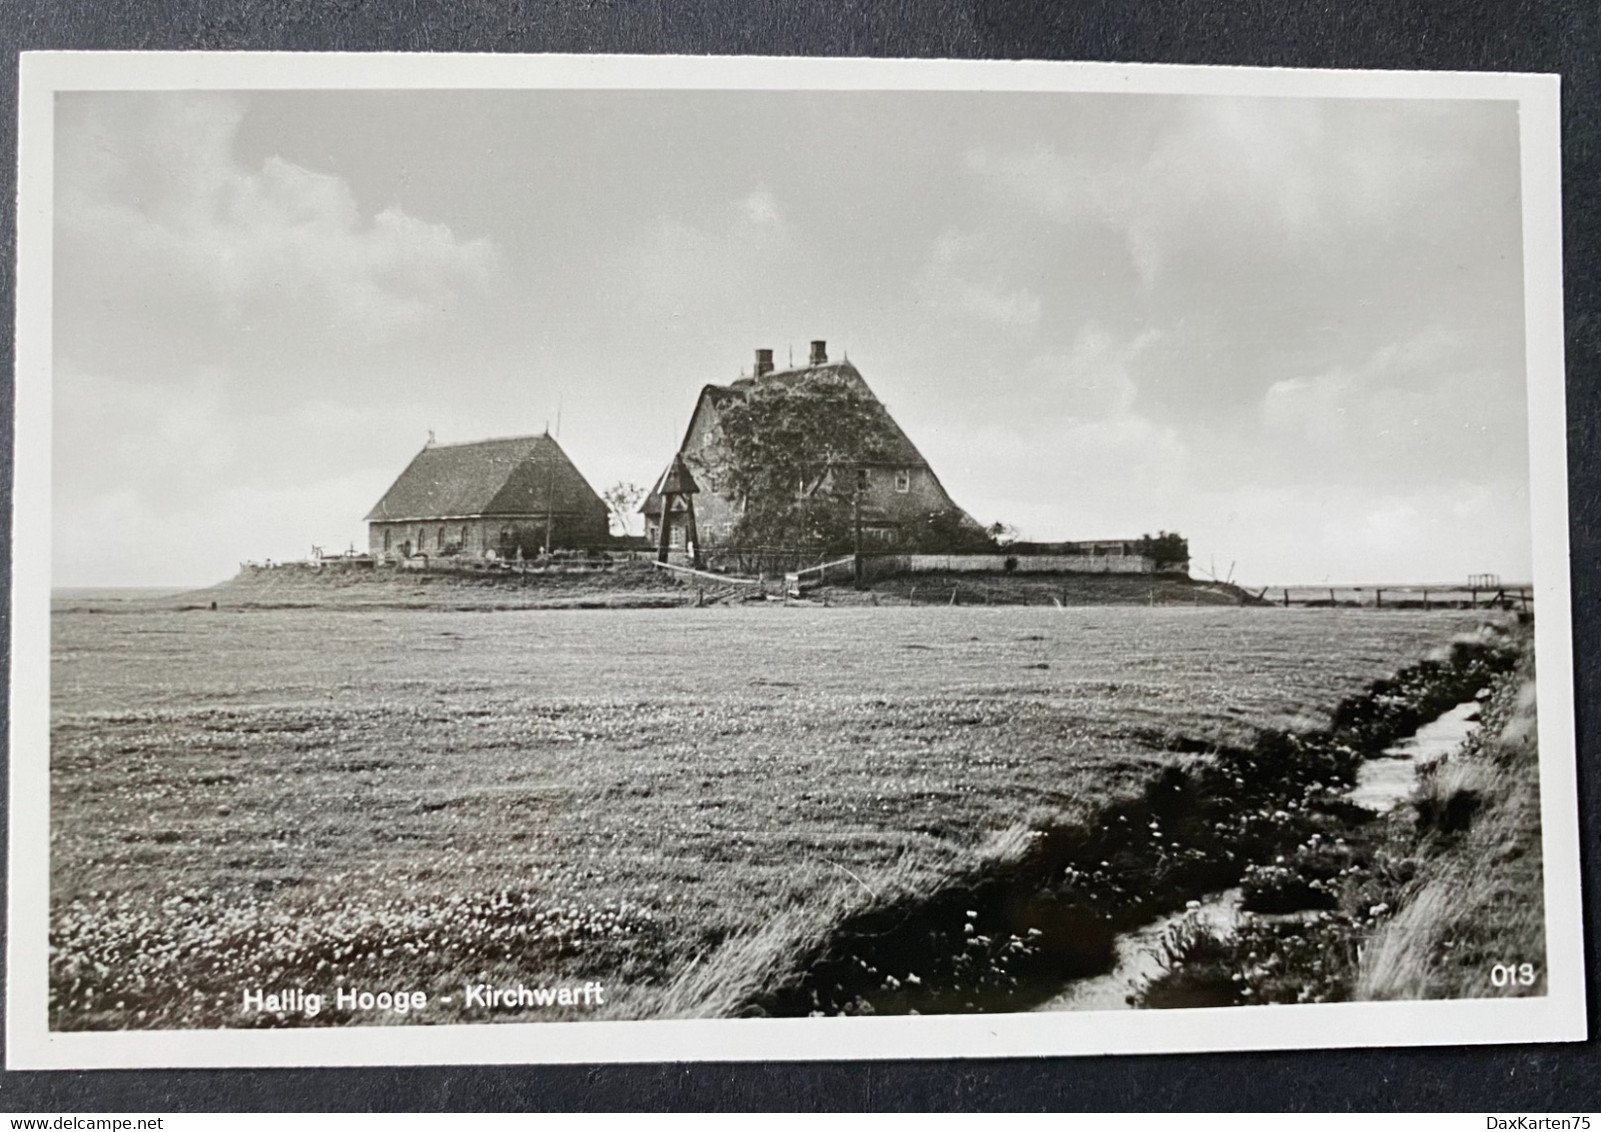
[8,51,1584,1070]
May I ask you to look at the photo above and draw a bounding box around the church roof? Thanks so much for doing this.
[365,434,605,523]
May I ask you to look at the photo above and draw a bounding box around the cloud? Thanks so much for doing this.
[46,90,1531,589]
[738,187,782,228]
[54,367,237,497]
[1262,372,1354,446]
[945,410,1188,542]
[1026,322,1159,418]
[53,468,395,590]
[922,323,1186,541]
[56,93,500,377]
[1256,328,1525,489]
[1190,481,1532,586]
[917,230,1041,327]
[964,98,1501,298]
[965,142,1164,285]
[608,185,812,354]
[51,94,510,585]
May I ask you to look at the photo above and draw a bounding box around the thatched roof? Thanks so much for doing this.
[641,358,948,519]
[365,434,605,523]
[726,360,926,466]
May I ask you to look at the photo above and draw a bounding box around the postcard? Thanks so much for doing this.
[8,52,1582,1068]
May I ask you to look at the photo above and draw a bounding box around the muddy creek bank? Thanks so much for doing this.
[751,631,1518,1017]
[1039,697,1487,1011]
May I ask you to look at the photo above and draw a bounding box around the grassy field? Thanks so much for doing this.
[60,561,690,613]
[55,561,1261,614]
[49,603,1502,1028]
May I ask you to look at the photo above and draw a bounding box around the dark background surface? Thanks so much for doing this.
[0,0,1596,1112]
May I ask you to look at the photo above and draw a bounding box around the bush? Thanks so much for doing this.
[1240,863,1339,914]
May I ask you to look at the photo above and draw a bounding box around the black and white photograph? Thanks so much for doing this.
[7,53,1583,1068]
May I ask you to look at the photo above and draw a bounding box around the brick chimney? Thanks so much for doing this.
[809,340,828,366]
[754,348,774,377]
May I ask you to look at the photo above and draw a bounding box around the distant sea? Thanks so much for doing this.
[52,586,194,604]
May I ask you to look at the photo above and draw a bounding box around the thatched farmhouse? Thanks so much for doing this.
[366,433,608,563]
[643,340,980,557]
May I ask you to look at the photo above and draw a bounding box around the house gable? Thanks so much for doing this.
[644,344,980,550]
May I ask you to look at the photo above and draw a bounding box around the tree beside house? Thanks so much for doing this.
[642,340,985,560]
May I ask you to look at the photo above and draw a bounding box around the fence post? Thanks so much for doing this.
[1423,589,1430,611]
[1375,588,1383,609]
[1329,588,1336,607]
[1283,587,1290,607]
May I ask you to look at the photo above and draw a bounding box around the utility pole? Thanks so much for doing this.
[798,472,808,557]
[543,440,555,557]
[853,465,867,588]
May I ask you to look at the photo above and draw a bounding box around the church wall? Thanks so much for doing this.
[369,510,608,563]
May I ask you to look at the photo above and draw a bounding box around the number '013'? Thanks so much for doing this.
[1489,963,1538,987]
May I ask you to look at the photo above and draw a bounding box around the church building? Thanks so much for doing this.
[366,432,609,562]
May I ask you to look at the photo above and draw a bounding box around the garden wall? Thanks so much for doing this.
[876,554,1156,576]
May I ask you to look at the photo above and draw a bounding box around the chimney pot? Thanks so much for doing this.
[809,340,827,366]
[754,348,774,377]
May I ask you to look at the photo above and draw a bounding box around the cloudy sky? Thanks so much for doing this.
[52,87,1532,588]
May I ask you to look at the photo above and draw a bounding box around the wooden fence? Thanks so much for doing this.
[784,556,859,596]
[1261,585,1532,610]
[889,553,1154,575]
[650,559,766,588]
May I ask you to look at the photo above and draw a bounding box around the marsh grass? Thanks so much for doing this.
[646,853,943,1019]
[50,605,1502,1028]
[1358,675,1544,999]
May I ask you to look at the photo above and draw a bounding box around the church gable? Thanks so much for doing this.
[366,433,609,561]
